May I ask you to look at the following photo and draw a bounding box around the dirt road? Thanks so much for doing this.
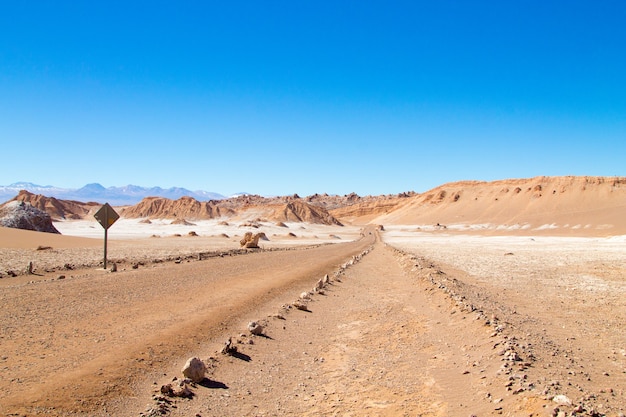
[0,229,375,416]
[156,235,530,417]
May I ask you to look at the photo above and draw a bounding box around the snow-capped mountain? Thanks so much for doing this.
[0,182,225,206]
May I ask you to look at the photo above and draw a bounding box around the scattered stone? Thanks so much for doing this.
[160,382,194,399]
[160,384,175,396]
[110,263,117,272]
[188,231,198,237]
[292,300,309,311]
[221,338,238,355]
[181,357,206,383]
[248,321,264,336]
[552,394,572,406]
[36,245,52,251]
[57,275,66,280]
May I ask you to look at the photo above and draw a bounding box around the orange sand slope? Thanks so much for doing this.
[366,176,626,235]
[0,226,100,249]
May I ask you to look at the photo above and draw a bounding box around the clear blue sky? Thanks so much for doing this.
[1,1,624,196]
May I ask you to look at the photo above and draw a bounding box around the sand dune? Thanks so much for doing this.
[371,176,626,235]
[0,226,100,250]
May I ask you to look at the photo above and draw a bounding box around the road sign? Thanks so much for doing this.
[94,203,119,269]
[94,203,119,230]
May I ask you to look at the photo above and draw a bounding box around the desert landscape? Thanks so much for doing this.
[0,176,625,417]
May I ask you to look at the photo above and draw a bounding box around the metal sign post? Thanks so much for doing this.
[94,203,119,269]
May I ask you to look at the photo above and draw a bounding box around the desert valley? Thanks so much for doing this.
[0,176,625,417]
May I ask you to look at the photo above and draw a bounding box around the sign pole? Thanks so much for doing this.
[94,203,119,270]
[103,226,108,269]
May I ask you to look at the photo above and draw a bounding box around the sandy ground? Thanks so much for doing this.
[0,220,362,275]
[0,222,624,416]
[384,227,626,416]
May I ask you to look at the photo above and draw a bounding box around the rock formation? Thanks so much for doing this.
[240,232,264,248]
[274,200,343,226]
[0,201,60,233]
[122,196,235,220]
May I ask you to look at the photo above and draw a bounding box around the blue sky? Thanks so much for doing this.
[1,1,624,196]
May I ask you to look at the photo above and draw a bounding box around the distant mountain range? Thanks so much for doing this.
[0,182,226,206]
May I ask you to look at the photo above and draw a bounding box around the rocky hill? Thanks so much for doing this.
[267,200,343,226]
[6,190,101,220]
[121,195,344,226]
[121,196,235,220]
[329,193,414,223]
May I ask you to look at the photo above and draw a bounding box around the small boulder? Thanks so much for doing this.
[181,357,206,383]
[248,321,264,336]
